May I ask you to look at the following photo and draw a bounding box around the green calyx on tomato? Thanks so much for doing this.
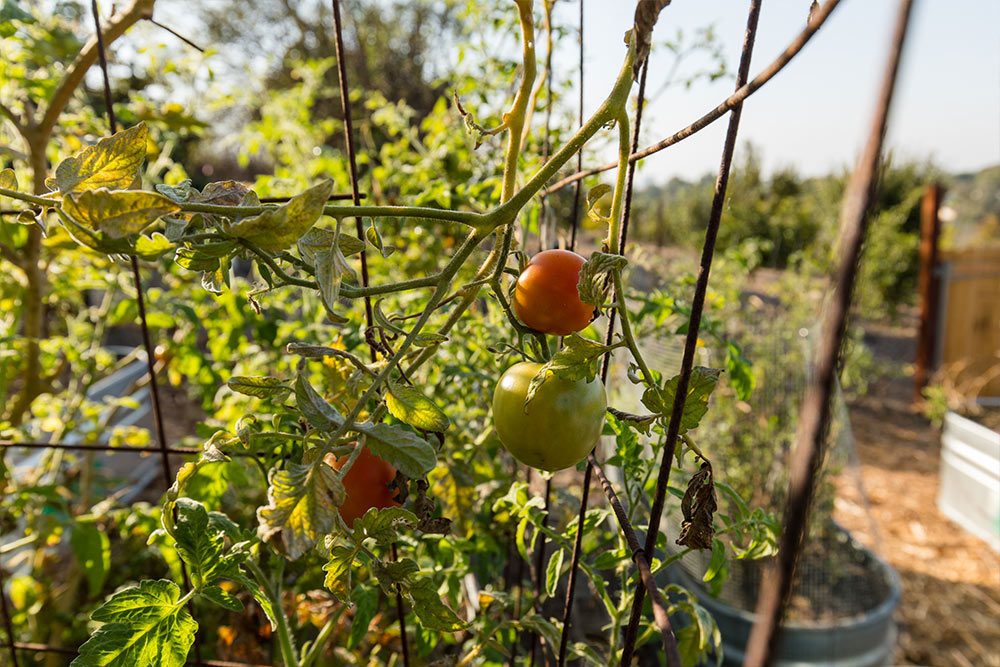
[492,361,607,472]
[513,248,595,336]
[326,446,402,525]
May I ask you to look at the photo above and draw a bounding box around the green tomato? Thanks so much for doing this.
[492,361,607,472]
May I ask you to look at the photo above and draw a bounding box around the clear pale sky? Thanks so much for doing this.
[557,0,1000,185]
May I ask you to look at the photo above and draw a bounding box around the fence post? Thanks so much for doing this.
[914,182,943,401]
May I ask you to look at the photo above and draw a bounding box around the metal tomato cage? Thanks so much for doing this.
[0,0,917,665]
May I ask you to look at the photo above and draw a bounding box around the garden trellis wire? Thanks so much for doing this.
[0,0,915,665]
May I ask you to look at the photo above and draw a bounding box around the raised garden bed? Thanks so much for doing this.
[937,410,1000,552]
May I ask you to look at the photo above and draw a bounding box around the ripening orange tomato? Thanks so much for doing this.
[513,249,594,336]
[327,446,401,525]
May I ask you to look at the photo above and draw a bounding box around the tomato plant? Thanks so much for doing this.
[493,361,606,471]
[513,248,595,335]
[326,446,401,525]
[0,2,787,666]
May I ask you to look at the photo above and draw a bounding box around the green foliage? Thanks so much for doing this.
[0,4,792,666]
[70,580,198,667]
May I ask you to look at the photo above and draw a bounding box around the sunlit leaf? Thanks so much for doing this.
[257,461,345,560]
[70,579,197,667]
[200,585,244,612]
[407,578,467,632]
[323,545,359,601]
[173,498,225,586]
[577,251,627,308]
[0,167,17,192]
[295,372,344,432]
[50,123,148,194]
[545,548,564,597]
[62,189,179,239]
[385,381,450,432]
[365,220,394,258]
[227,375,291,399]
[224,179,333,251]
[134,233,174,260]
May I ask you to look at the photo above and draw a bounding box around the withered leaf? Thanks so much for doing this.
[676,460,717,550]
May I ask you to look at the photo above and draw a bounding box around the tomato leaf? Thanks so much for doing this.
[676,461,717,551]
[174,246,219,272]
[70,579,197,667]
[544,548,565,597]
[199,585,244,612]
[62,189,180,239]
[257,461,346,560]
[358,423,436,478]
[365,219,394,258]
[323,545,359,602]
[295,372,345,431]
[702,538,727,583]
[231,573,277,630]
[50,123,147,194]
[199,180,250,206]
[295,373,436,476]
[314,227,356,313]
[385,381,450,432]
[725,342,755,401]
[406,578,468,632]
[70,523,110,598]
[154,180,194,204]
[173,498,226,587]
[227,375,292,399]
[371,557,420,596]
[585,184,612,225]
[134,232,174,260]
[352,506,418,546]
[224,179,333,251]
[347,584,379,649]
[0,167,17,192]
[297,226,366,261]
[641,366,721,433]
[517,613,562,652]
[577,251,628,308]
[524,335,610,407]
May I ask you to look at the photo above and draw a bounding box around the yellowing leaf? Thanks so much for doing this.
[385,381,450,432]
[257,461,345,560]
[323,545,359,601]
[225,179,333,251]
[62,189,180,238]
[50,122,148,194]
[0,168,17,192]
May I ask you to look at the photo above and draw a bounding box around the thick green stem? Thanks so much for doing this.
[177,201,484,229]
[246,560,298,667]
[613,272,656,388]
[607,109,632,254]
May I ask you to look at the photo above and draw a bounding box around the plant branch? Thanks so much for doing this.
[542,0,843,196]
[38,0,155,139]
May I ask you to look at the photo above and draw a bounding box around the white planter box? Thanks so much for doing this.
[938,411,1000,552]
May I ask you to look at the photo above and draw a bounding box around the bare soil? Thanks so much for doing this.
[833,317,1000,666]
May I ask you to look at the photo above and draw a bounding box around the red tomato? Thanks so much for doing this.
[513,249,594,336]
[328,446,401,525]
